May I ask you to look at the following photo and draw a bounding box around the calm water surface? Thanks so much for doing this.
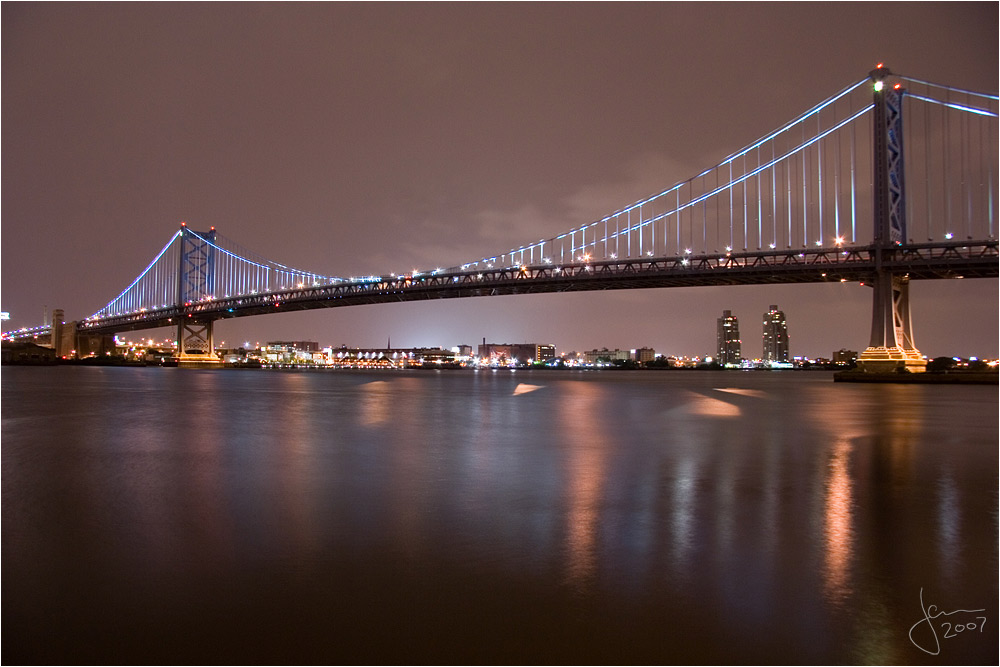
[3,366,997,664]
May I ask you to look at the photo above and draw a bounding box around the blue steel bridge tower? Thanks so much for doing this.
[856,65,927,372]
[175,222,221,365]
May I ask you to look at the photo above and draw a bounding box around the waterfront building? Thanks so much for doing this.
[268,340,320,353]
[478,342,555,365]
[0,341,57,364]
[263,342,320,364]
[716,310,742,366]
[762,305,789,363]
[833,349,858,364]
[535,344,556,363]
[583,348,631,364]
[327,346,457,368]
[632,347,656,363]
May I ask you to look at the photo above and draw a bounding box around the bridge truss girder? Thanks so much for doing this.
[73,241,997,337]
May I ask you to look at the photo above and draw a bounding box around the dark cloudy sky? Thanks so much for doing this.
[3,2,997,358]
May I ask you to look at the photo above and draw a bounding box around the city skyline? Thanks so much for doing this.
[111,304,859,364]
[3,4,997,359]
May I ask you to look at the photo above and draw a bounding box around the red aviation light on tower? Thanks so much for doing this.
[870,62,891,92]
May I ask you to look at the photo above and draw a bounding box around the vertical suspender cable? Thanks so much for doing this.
[962,107,971,238]
[702,176,707,252]
[771,141,777,247]
[757,146,762,248]
[850,110,857,243]
[787,151,793,247]
[639,204,643,257]
[802,124,808,247]
[986,105,995,238]
[834,108,841,242]
[728,161,733,250]
[650,200,655,255]
[663,196,668,256]
[715,169,720,252]
[925,89,933,240]
[817,113,823,245]
[742,153,748,249]
[615,214,622,257]
[676,187,681,255]
[944,88,951,237]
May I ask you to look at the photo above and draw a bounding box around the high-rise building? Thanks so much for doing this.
[716,310,741,366]
[762,305,789,363]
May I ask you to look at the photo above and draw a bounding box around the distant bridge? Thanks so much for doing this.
[6,66,997,370]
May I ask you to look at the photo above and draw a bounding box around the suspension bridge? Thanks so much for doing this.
[5,66,998,370]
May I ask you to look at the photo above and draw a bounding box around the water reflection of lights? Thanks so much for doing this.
[936,468,960,581]
[668,458,697,575]
[823,438,854,605]
[273,375,322,562]
[713,388,768,399]
[359,380,392,426]
[558,381,609,590]
[687,394,741,417]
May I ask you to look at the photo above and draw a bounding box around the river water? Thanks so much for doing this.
[2,366,996,664]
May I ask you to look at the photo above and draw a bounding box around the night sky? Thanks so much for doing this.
[3,3,997,358]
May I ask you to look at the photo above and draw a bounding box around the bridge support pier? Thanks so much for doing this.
[175,317,221,367]
[856,273,926,373]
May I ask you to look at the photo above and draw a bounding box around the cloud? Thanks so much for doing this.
[561,152,696,223]
[387,151,701,270]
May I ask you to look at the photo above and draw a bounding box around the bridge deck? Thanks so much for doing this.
[71,241,997,336]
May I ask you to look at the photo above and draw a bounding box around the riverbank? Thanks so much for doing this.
[834,369,998,384]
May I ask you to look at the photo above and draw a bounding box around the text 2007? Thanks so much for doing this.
[909,588,988,656]
[941,618,986,639]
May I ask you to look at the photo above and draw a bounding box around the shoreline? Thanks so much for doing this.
[834,370,998,384]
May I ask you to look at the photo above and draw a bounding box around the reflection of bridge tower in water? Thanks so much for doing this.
[857,65,927,373]
[175,222,221,366]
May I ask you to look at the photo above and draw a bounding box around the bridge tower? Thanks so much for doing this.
[856,65,927,373]
[175,222,222,366]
